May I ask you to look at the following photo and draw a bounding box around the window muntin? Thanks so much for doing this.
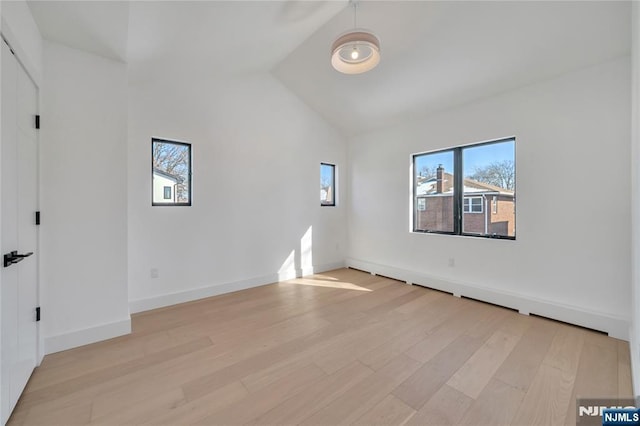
[321,163,336,206]
[413,138,515,239]
[152,138,191,206]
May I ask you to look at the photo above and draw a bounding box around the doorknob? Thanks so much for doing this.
[3,251,33,268]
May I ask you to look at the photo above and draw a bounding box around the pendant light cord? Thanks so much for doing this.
[353,1,358,28]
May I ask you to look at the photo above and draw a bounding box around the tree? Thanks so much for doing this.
[419,165,437,178]
[467,160,515,190]
[152,142,189,176]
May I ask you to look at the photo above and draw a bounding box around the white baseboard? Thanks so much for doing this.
[129,261,345,314]
[347,258,630,340]
[45,317,131,355]
[130,273,279,314]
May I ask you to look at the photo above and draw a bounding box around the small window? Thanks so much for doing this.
[152,138,191,206]
[463,197,483,213]
[492,196,498,214]
[417,198,426,211]
[320,163,336,206]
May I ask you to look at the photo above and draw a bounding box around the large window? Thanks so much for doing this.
[320,163,336,206]
[152,138,192,206]
[413,137,515,239]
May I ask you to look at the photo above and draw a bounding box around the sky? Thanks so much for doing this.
[320,163,334,186]
[415,139,514,177]
[415,150,453,176]
[463,140,514,173]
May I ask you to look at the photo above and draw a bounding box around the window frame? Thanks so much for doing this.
[152,138,192,207]
[320,163,336,207]
[412,137,515,240]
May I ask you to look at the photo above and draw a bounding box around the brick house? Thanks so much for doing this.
[415,165,515,236]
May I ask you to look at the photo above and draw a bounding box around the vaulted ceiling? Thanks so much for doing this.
[28,1,631,136]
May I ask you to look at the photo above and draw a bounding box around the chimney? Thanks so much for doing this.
[436,164,444,194]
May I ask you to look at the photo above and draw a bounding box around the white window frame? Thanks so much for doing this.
[464,196,483,214]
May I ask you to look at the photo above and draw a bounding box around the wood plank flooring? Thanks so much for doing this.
[8,268,632,425]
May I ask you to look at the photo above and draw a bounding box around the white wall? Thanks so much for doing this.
[41,41,130,353]
[348,57,631,338]
[127,73,347,311]
[630,2,640,396]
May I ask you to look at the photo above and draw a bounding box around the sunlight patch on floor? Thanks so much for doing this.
[286,278,372,292]
[309,274,338,281]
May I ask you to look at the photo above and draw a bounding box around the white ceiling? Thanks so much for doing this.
[125,1,346,84]
[28,1,130,62]
[28,0,347,83]
[27,1,631,136]
[275,1,632,135]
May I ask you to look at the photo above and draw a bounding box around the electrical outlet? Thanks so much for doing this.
[448,258,455,267]
[150,268,159,278]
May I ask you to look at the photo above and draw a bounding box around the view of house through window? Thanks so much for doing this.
[152,138,192,206]
[413,138,515,239]
[414,151,454,233]
[462,141,515,236]
[321,163,336,206]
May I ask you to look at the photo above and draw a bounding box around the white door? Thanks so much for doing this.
[1,38,39,424]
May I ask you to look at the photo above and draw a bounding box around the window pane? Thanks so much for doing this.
[152,139,191,205]
[414,150,454,232]
[462,139,515,237]
[321,163,335,206]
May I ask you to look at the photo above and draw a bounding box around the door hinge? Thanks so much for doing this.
[35,211,40,225]
[36,307,41,322]
[35,115,40,129]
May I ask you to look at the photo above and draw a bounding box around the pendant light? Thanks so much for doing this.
[331,0,380,74]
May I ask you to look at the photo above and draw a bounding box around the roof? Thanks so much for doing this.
[416,172,514,197]
[153,167,183,184]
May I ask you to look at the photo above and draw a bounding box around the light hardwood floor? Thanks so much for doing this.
[8,268,633,425]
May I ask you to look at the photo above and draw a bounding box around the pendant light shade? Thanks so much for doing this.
[331,30,381,74]
[331,1,380,75]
